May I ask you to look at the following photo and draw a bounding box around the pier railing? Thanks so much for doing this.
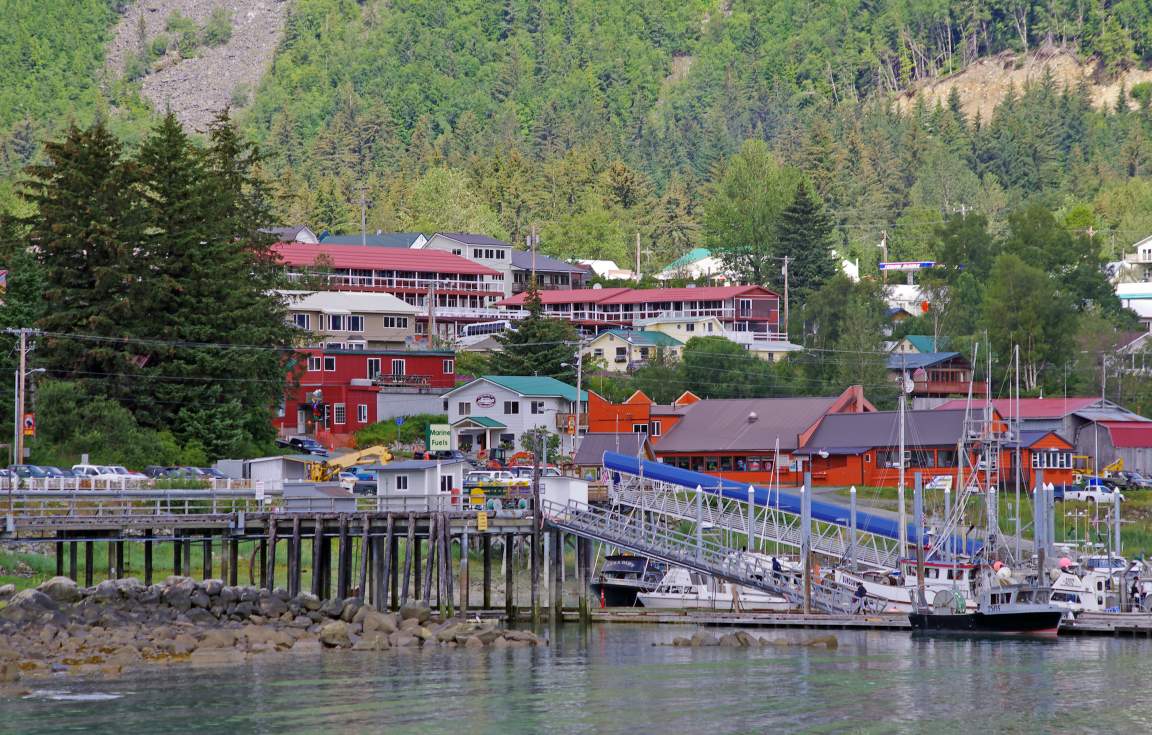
[543,499,886,615]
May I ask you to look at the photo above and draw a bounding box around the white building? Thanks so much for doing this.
[443,375,586,456]
[577,259,635,280]
[363,459,469,511]
[655,248,730,281]
[278,290,422,349]
[420,233,513,296]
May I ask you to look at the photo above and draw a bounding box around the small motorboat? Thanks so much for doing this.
[637,566,793,612]
[589,554,666,607]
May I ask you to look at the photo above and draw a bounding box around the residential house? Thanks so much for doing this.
[795,409,1075,488]
[887,351,985,409]
[495,285,786,341]
[585,389,701,438]
[584,330,683,372]
[420,233,514,296]
[273,347,457,448]
[509,250,587,293]
[1120,234,1152,283]
[578,260,635,280]
[892,334,950,354]
[272,241,522,341]
[655,248,730,282]
[443,376,587,457]
[280,290,420,349]
[244,455,315,484]
[263,225,320,244]
[319,232,428,248]
[635,315,726,342]
[1116,282,1152,327]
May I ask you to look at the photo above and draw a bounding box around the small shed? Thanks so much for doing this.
[245,455,314,484]
[358,459,469,511]
[283,483,357,512]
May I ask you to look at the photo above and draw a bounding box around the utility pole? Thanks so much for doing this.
[573,345,583,457]
[897,354,908,557]
[635,232,641,281]
[782,255,789,337]
[359,187,368,246]
[6,328,36,464]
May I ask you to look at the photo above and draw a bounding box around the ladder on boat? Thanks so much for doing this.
[542,499,886,615]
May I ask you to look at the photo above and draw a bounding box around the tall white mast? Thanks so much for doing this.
[898,354,908,556]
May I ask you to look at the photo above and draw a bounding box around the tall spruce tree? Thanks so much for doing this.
[490,285,579,382]
[775,180,837,304]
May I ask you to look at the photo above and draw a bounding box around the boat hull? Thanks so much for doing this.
[590,580,652,608]
[637,592,793,612]
[908,610,1063,638]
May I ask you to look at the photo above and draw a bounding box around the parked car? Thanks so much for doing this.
[162,467,207,480]
[1119,470,1152,489]
[509,466,561,479]
[39,466,76,479]
[72,464,122,481]
[1065,483,1125,503]
[106,465,147,480]
[1032,484,1067,502]
[144,465,173,478]
[197,467,228,480]
[429,449,469,462]
[10,465,49,480]
[276,436,329,456]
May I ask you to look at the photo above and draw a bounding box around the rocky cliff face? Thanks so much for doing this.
[105,0,289,131]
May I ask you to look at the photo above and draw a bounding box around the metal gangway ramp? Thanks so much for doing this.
[543,499,886,614]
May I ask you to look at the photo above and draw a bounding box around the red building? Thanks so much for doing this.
[272,242,522,341]
[496,285,784,338]
[275,347,457,449]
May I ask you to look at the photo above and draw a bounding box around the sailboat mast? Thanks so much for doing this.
[1014,344,1022,564]
[898,355,908,557]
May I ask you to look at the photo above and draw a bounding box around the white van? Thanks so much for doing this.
[72,464,122,481]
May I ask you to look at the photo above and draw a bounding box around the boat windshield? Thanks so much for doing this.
[602,558,647,574]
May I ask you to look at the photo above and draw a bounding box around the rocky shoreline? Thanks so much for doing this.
[0,576,543,687]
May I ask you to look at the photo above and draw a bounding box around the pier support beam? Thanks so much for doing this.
[440,513,453,618]
[183,537,192,578]
[577,537,590,623]
[422,515,437,604]
[377,514,394,609]
[550,532,563,619]
[505,533,515,621]
[336,516,350,600]
[311,517,324,598]
[227,536,239,586]
[68,539,77,582]
[115,540,125,580]
[389,525,399,609]
[289,516,302,597]
[459,527,470,614]
[202,537,212,581]
[358,515,370,601]
[265,520,278,591]
[84,541,93,587]
[401,514,414,605]
[55,532,64,577]
[143,533,153,586]
[258,535,268,589]
[108,540,117,580]
[482,533,492,610]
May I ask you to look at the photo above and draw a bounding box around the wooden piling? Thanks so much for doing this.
[84,541,93,587]
[68,539,78,582]
[265,520,278,591]
[550,532,562,619]
[482,534,492,610]
[172,531,182,576]
[460,527,470,614]
[531,523,541,624]
[505,533,515,621]
[55,532,64,577]
[227,536,239,586]
[143,533,153,586]
[413,530,422,597]
[258,534,268,589]
[202,538,212,581]
[311,516,324,597]
[441,513,454,618]
[336,515,350,600]
[378,514,394,609]
[389,529,399,610]
[183,537,192,577]
[401,513,414,604]
[319,528,333,600]
[108,540,117,580]
[422,515,437,603]
[115,540,126,580]
[358,514,370,600]
[289,516,302,597]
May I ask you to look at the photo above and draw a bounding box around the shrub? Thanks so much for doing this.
[202,6,233,47]
[150,33,170,58]
[166,11,199,58]
[123,51,147,81]
[230,82,250,108]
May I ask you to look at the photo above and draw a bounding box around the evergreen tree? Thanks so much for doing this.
[490,286,578,382]
[775,180,838,304]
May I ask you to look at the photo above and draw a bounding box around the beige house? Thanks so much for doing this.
[635,315,726,342]
[584,330,684,373]
[280,290,421,349]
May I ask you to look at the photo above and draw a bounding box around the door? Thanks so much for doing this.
[296,409,306,434]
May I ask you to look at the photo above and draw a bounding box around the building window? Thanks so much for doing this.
[347,315,364,332]
[458,402,471,416]
[632,423,648,434]
[323,356,336,372]
[650,421,661,437]
[504,401,520,415]
[334,403,346,425]
[452,248,462,255]
[685,323,695,332]
[293,313,311,330]
[307,355,322,371]
[416,321,427,335]
[327,314,345,331]
[1032,451,1072,469]
[367,358,381,379]
[500,433,515,445]
[391,359,406,376]
[357,404,368,423]
[383,316,409,329]
[593,348,604,358]
[473,248,483,259]
[395,475,409,491]
[530,401,546,414]
[443,359,455,374]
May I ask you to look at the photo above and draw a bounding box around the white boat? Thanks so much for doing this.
[835,560,978,613]
[637,567,793,612]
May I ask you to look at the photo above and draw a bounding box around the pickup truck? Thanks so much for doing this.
[1064,483,1125,503]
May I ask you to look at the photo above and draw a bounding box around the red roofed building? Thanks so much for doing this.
[495,285,784,339]
[273,242,527,341]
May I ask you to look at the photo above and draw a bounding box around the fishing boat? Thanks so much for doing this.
[637,566,793,612]
[589,554,666,607]
[908,575,1064,637]
[835,559,978,613]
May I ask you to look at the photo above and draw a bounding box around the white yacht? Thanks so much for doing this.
[637,567,793,612]
[835,560,978,613]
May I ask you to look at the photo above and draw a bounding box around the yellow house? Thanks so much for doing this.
[635,315,725,342]
[584,330,684,373]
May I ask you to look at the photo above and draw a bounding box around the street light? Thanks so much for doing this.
[13,367,45,465]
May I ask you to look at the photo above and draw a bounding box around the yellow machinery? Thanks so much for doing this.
[308,445,394,482]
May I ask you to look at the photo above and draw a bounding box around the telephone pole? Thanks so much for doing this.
[6,328,39,464]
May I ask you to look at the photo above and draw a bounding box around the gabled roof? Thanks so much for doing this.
[452,416,506,429]
[1101,421,1152,448]
[1009,430,1073,450]
[273,242,498,276]
[508,250,586,273]
[444,376,586,402]
[573,433,653,465]
[496,287,632,306]
[496,285,779,307]
[885,351,963,370]
[934,397,1101,420]
[433,232,511,247]
[278,290,421,315]
[663,248,711,269]
[320,232,425,247]
[655,396,844,453]
[800,409,972,451]
[902,334,950,353]
[593,330,684,347]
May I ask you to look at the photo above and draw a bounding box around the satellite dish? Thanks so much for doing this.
[902,375,915,394]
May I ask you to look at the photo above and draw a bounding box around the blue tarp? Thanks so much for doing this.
[602,451,980,556]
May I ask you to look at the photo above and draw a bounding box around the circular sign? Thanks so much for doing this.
[476,394,497,408]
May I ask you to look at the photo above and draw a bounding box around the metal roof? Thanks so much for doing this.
[802,409,971,450]
[434,232,511,247]
[655,396,842,453]
[273,242,499,276]
[445,375,586,402]
[663,248,711,269]
[885,351,963,369]
[362,459,469,471]
[508,250,586,273]
[594,330,684,347]
[573,433,652,465]
[496,288,632,306]
[320,232,425,247]
[597,285,778,304]
[1101,421,1152,448]
[451,416,507,429]
[901,335,950,353]
[934,397,1102,419]
[278,290,421,314]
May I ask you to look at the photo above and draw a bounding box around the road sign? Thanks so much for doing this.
[427,423,451,451]
[394,416,405,426]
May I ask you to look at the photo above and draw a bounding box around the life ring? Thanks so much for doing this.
[487,498,503,511]
[517,498,529,510]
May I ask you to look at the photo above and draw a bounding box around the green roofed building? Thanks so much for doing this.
[443,376,587,456]
[584,329,685,373]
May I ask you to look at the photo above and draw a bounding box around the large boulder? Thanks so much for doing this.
[91,579,121,601]
[258,595,288,618]
[362,610,398,635]
[190,589,211,609]
[7,588,57,612]
[37,576,80,604]
[690,632,720,647]
[162,584,193,611]
[318,621,352,648]
[352,631,391,651]
[198,629,237,649]
[398,602,431,623]
[319,598,345,619]
[339,598,362,622]
[293,592,322,611]
[202,579,224,596]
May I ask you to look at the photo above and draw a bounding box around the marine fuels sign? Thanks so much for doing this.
[427,424,451,451]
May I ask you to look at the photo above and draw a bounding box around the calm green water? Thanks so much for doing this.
[3,625,1151,734]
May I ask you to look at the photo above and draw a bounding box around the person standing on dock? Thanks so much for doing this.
[853,582,867,614]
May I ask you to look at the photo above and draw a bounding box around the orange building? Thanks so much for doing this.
[585,386,874,486]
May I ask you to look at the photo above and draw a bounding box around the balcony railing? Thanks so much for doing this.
[372,374,431,388]
[285,271,501,293]
[554,413,590,430]
[1124,253,1152,264]
[726,330,791,344]
[913,379,988,395]
[433,307,529,320]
